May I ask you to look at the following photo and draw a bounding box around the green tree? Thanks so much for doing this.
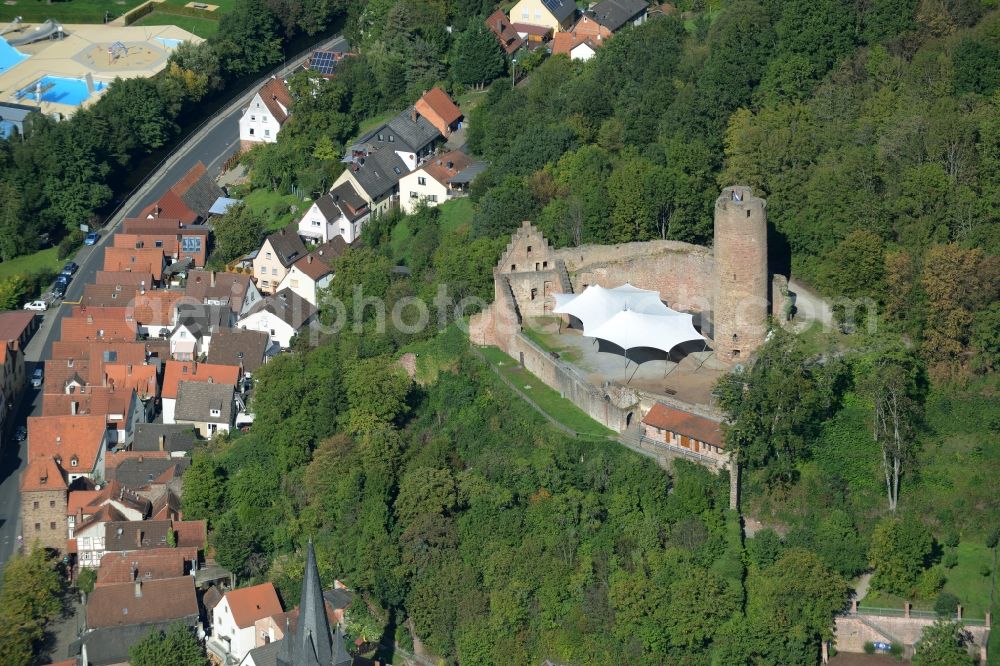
[0,547,65,666]
[182,455,227,522]
[868,515,934,596]
[217,0,282,76]
[451,19,505,86]
[211,203,266,264]
[970,302,1000,373]
[129,623,208,666]
[343,356,411,432]
[912,619,975,665]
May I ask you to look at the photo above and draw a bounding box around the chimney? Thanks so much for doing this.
[140,281,145,295]
[135,529,143,548]
[308,255,313,264]
[210,272,216,288]
[411,107,417,123]
[127,364,133,376]
[71,401,78,416]
[134,578,142,598]
[158,434,165,451]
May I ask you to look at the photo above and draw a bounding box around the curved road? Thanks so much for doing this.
[0,33,347,568]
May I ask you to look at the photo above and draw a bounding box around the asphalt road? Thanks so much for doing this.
[0,34,348,570]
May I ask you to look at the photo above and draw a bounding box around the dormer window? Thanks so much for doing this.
[70,456,79,467]
[377,133,383,141]
[388,135,394,143]
[210,408,221,418]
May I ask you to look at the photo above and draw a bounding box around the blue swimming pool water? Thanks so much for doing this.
[155,37,183,49]
[18,76,106,106]
[0,38,28,74]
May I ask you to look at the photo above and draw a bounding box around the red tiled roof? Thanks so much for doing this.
[96,549,190,588]
[130,290,189,326]
[0,310,36,342]
[641,403,724,448]
[103,247,165,280]
[104,363,158,400]
[485,9,525,55]
[67,490,101,516]
[94,271,155,288]
[292,252,333,281]
[21,456,66,492]
[139,190,198,225]
[86,576,198,628]
[27,415,108,474]
[414,87,462,137]
[419,150,474,186]
[59,318,135,344]
[552,31,603,56]
[173,519,206,549]
[161,361,239,399]
[257,77,292,125]
[121,217,187,234]
[224,582,283,629]
[104,450,170,475]
[511,22,553,36]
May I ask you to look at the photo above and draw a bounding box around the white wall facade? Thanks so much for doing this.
[239,93,283,146]
[239,313,300,349]
[213,597,258,662]
[399,170,451,214]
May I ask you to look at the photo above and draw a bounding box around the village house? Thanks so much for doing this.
[552,31,603,60]
[161,360,240,424]
[297,183,369,245]
[116,217,210,267]
[26,414,110,484]
[185,270,263,318]
[485,9,525,55]
[140,161,225,224]
[414,87,463,138]
[132,423,198,457]
[106,455,190,500]
[174,380,235,438]
[238,288,316,349]
[253,225,309,295]
[275,238,345,306]
[94,270,155,289]
[68,482,150,540]
[640,402,730,469]
[95,548,195,588]
[42,385,144,447]
[240,77,292,150]
[509,0,577,32]
[169,303,231,360]
[205,327,270,379]
[574,0,648,37]
[332,105,443,217]
[19,457,68,552]
[211,582,284,661]
[512,22,553,44]
[398,149,485,214]
[102,247,166,285]
[0,309,38,350]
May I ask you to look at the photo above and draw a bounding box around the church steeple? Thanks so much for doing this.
[277,539,351,666]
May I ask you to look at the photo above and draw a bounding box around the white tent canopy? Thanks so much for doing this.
[553,283,704,356]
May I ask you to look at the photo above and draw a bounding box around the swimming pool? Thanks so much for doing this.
[155,37,184,49]
[17,76,106,106]
[0,39,28,74]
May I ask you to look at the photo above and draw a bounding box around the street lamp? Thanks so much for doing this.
[512,58,517,89]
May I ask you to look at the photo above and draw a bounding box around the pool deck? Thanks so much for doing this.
[0,23,201,116]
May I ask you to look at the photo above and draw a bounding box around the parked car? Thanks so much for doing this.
[14,425,26,442]
[84,231,100,245]
[23,300,47,312]
[31,367,43,388]
[51,281,67,299]
[61,261,78,276]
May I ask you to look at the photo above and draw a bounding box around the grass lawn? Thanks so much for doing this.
[132,11,219,38]
[480,345,614,439]
[242,189,309,232]
[0,247,61,280]
[355,109,398,138]
[859,542,995,619]
[438,198,473,234]
[0,1,145,24]
[389,216,413,265]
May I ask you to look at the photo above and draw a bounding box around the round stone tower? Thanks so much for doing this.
[712,185,768,363]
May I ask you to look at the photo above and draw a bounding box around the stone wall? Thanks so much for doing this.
[21,489,67,552]
[835,613,990,660]
[552,241,716,315]
[504,332,635,432]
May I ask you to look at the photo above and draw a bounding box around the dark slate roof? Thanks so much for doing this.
[590,0,648,31]
[72,619,198,666]
[173,162,225,220]
[316,184,368,223]
[277,541,352,666]
[206,328,269,373]
[542,0,577,22]
[356,107,440,154]
[242,289,316,330]
[346,147,409,200]
[104,519,173,552]
[111,458,190,490]
[132,423,198,454]
[322,587,354,611]
[448,160,489,185]
[174,380,234,425]
[265,225,309,267]
[173,303,232,339]
[249,640,284,666]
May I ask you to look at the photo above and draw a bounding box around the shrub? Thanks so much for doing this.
[57,230,85,260]
[889,642,903,657]
[979,564,991,577]
[987,528,999,549]
[915,566,945,598]
[864,641,876,654]
[934,591,959,617]
[943,531,960,548]
[943,551,958,569]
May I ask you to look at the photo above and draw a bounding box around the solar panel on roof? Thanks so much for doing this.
[308,50,338,76]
